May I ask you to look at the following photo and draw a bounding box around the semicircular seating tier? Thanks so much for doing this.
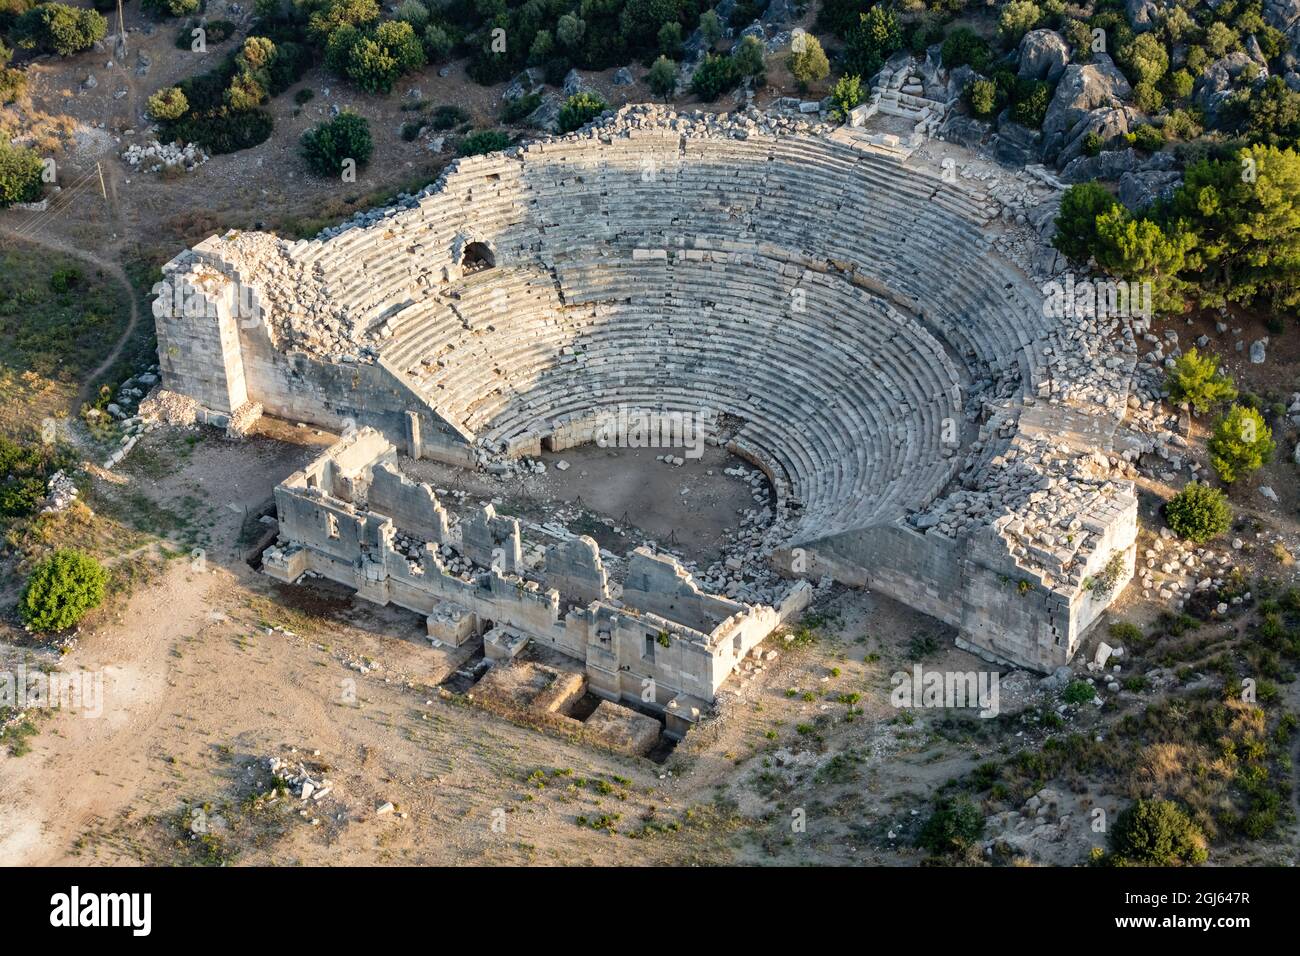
[154,108,1140,673]
[229,127,1062,545]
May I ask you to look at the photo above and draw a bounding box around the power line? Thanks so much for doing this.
[6,172,103,247]
[8,169,100,243]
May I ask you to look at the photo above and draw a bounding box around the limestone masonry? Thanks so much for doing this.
[153,103,1140,683]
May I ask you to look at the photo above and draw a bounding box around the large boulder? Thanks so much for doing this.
[1060,146,1144,183]
[1125,0,1164,32]
[1057,105,1138,167]
[762,0,796,25]
[1119,168,1184,210]
[941,114,992,148]
[1018,30,1071,83]
[946,64,979,103]
[992,121,1042,166]
[1264,0,1300,33]
[1041,54,1132,162]
[503,69,542,101]
[1196,52,1267,126]
[524,92,564,132]
[919,44,950,100]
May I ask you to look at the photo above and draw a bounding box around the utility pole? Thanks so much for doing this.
[116,0,127,60]
[96,162,107,202]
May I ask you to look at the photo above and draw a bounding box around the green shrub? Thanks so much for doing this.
[1204,21,1240,58]
[1118,31,1168,87]
[1108,621,1143,645]
[1165,482,1231,543]
[500,91,541,124]
[175,18,235,49]
[647,55,676,100]
[1209,405,1275,483]
[336,20,426,94]
[556,91,608,133]
[656,20,681,58]
[842,6,899,80]
[19,549,108,633]
[147,86,189,121]
[829,74,864,121]
[1011,79,1051,128]
[1110,799,1208,865]
[998,0,1041,45]
[142,0,200,16]
[0,140,43,206]
[1082,131,1104,156]
[1129,123,1165,152]
[1062,680,1096,705]
[1133,80,1164,113]
[456,129,511,156]
[690,53,740,101]
[916,797,984,855]
[1052,182,1122,262]
[787,32,830,87]
[300,110,373,176]
[423,23,452,62]
[941,27,990,72]
[0,435,64,518]
[395,0,428,28]
[1165,347,1237,413]
[731,34,765,79]
[48,266,79,292]
[13,3,106,56]
[0,64,26,105]
[967,78,998,118]
[1164,69,1194,102]
[429,104,468,130]
[691,8,719,48]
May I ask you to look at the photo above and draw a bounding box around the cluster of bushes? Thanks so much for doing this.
[389,0,720,89]
[0,36,26,103]
[1054,144,1300,314]
[318,4,428,94]
[150,34,310,154]
[9,1,105,56]
[0,434,67,519]
[966,70,1052,128]
[1162,348,1275,485]
[838,5,903,82]
[142,0,201,16]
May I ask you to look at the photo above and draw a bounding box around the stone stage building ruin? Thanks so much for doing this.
[263,427,812,739]
[153,104,1140,699]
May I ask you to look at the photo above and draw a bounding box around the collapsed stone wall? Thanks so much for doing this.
[156,104,1140,672]
[265,429,812,726]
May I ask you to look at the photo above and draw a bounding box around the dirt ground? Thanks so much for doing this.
[0,421,1023,867]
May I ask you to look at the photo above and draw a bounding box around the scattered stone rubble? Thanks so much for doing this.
[121,140,208,174]
[42,471,78,513]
